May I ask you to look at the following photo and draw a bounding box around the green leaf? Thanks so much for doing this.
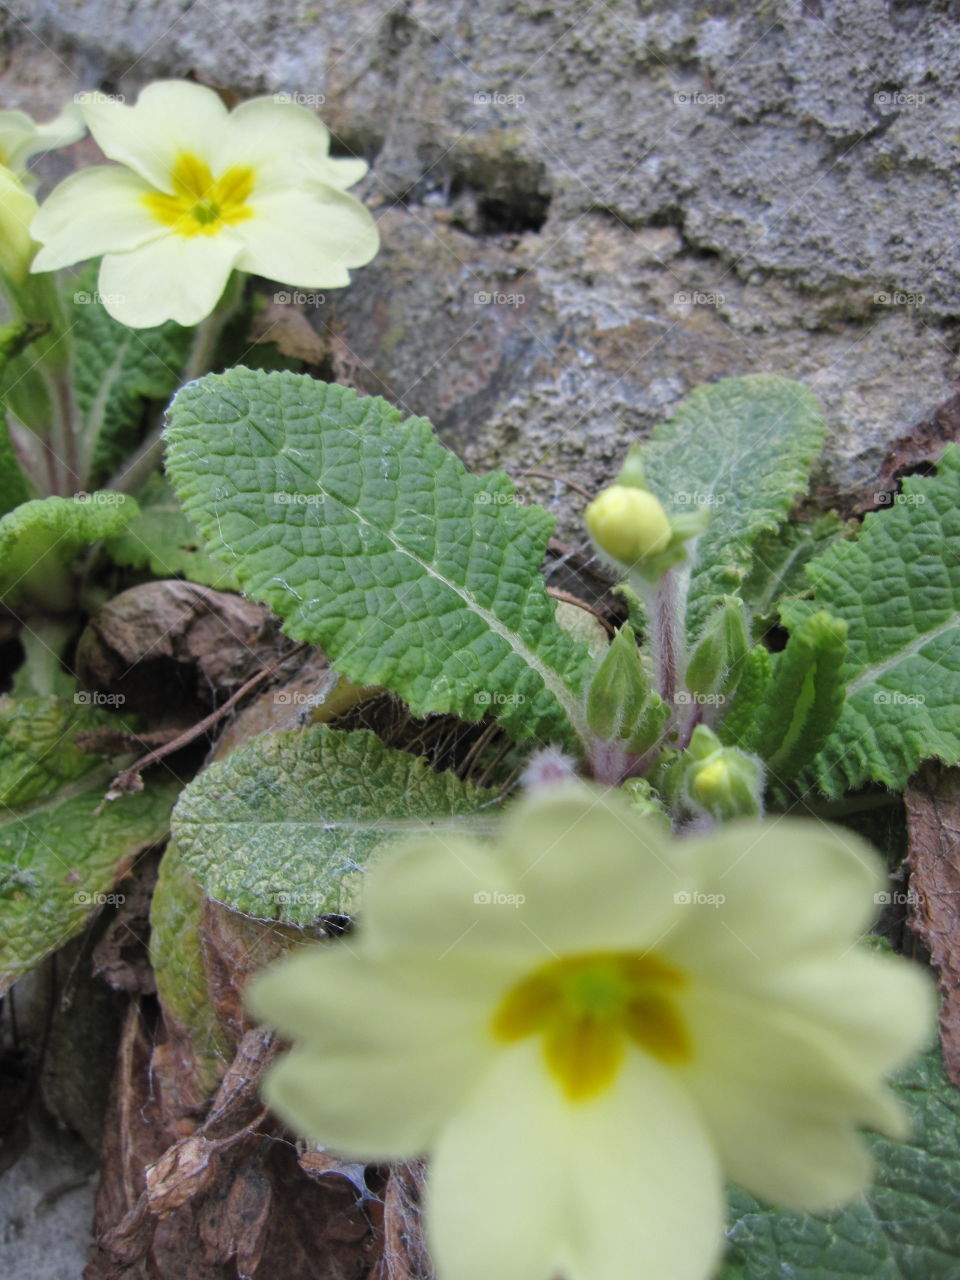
[783,445,960,796]
[719,1046,960,1280]
[172,725,500,926]
[67,261,193,486]
[640,375,826,636]
[150,841,232,1092]
[0,695,179,994]
[165,369,592,748]
[748,610,848,784]
[717,645,772,749]
[0,492,139,611]
[742,511,850,628]
[0,403,30,517]
[105,475,240,590]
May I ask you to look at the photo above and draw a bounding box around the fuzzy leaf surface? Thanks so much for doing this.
[0,695,178,993]
[640,375,825,636]
[165,370,592,747]
[784,445,960,796]
[172,725,500,925]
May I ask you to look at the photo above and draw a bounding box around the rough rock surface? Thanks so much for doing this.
[5,0,960,538]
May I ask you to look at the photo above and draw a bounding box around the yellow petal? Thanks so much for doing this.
[427,1040,724,1280]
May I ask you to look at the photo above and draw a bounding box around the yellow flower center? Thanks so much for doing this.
[143,152,255,237]
[492,951,691,1102]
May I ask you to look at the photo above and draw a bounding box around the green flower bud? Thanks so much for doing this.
[685,596,749,699]
[587,624,650,740]
[586,624,670,754]
[585,485,672,567]
[684,728,764,822]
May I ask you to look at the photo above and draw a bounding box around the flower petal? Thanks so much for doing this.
[235,185,379,285]
[363,788,691,969]
[221,97,368,190]
[251,943,492,1159]
[0,103,85,173]
[29,166,164,273]
[80,82,229,191]
[427,1040,724,1280]
[769,949,936,1080]
[500,787,691,954]
[663,817,885,977]
[678,982,899,1208]
[96,232,243,327]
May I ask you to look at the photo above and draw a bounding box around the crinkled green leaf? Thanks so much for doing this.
[783,445,960,797]
[165,369,592,748]
[0,492,138,610]
[67,261,193,486]
[105,475,239,590]
[748,610,847,784]
[640,375,826,636]
[743,511,851,629]
[0,695,179,994]
[719,1046,960,1280]
[172,725,500,926]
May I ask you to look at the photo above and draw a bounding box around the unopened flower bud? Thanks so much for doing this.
[586,485,672,567]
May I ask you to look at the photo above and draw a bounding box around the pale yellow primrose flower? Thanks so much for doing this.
[0,103,85,182]
[29,81,379,328]
[0,165,40,282]
[248,788,934,1280]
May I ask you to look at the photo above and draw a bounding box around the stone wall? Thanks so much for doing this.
[7,0,959,528]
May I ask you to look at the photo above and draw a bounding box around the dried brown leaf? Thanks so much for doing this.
[905,760,960,1085]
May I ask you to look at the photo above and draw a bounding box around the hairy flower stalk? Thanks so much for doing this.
[249,786,933,1280]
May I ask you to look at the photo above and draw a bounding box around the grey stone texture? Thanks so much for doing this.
[8,0,959,536]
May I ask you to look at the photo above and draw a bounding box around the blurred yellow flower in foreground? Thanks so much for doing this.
[249,787,933,1280]
[30,81,379,328]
